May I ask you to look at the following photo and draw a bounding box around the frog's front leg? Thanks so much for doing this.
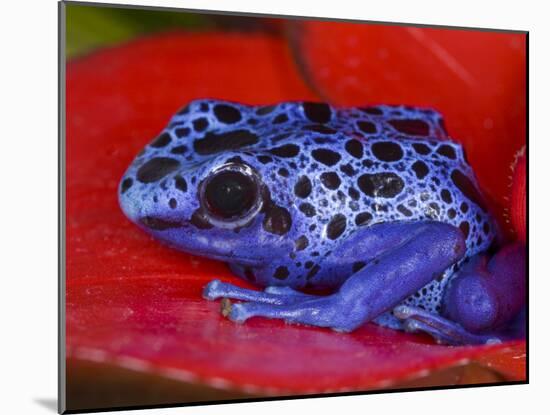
[395,243,526,345]
[216,221,466,332]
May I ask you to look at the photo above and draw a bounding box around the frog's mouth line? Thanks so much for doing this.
[191,250,262,266]
[139,216,183,231]
[138,216,262,266]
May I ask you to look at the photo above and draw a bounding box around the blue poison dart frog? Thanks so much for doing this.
[119,99,526,345]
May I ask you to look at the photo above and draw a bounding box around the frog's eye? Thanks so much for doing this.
[205,171,256,218]
[201,163,261,226]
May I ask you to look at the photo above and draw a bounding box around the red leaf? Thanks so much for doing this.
[66,31,525,397]
[291,22,526,237]
[67,276,525,394]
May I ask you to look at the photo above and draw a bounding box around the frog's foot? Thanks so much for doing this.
[203,279,314,306]
[227,294,357,331]
[393,305,503,345]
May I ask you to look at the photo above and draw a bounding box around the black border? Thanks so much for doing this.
[59,1,67,413]
[58,1,530,413]
[64,381,527,414]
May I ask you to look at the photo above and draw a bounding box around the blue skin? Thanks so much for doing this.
[119,99,526,345]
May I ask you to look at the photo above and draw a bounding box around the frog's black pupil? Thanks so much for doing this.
[205,171,257,219]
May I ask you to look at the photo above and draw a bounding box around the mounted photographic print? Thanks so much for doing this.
[59,1,528,413]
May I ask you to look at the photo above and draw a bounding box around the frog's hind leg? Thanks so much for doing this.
[394,243,526,345]
[225,221,466,332]
[393,305,504,345]
[203,279,315,305]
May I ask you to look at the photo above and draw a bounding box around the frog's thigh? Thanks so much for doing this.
[383,243,526,345]
[444,243,526,332]
[228,221,466,332]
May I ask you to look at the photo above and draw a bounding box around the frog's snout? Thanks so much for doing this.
[118,176,141,224]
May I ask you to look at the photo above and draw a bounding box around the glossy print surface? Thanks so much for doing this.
[119,100,524,344]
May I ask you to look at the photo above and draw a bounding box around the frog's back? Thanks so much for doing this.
[160,100,449,162]
[166,100,494,251]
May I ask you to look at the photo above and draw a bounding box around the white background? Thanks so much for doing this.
[0,0,546,413]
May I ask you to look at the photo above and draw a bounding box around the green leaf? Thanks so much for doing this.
[65,4,211,58]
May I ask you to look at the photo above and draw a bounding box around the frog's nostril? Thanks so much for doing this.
[120,177,134,194]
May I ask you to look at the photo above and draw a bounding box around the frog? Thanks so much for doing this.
[118,99,526,345]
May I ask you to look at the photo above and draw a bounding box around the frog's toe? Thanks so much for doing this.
[401,318,450,345]
[227,302,253,323]
[394,305,505,345]
[203,279,223,300]
[203,279,267,302]
[226,301,285,324]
